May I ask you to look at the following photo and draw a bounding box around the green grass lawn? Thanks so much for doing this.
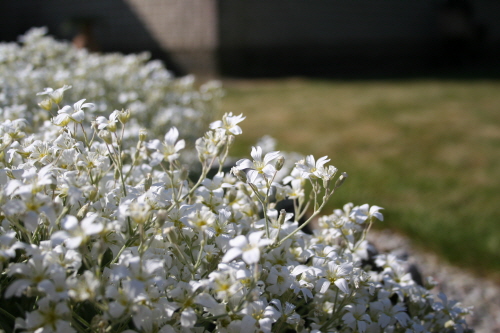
[219,78,500,279]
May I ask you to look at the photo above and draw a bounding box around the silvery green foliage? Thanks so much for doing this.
[0,27,223,146]
[0,86,473,333]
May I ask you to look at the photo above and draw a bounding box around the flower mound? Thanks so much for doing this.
[0,27,223,149]
[0,69,473,333]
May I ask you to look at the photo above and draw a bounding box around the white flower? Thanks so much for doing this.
[235,146,281,183]
[184,205,216,235]
[51,215,103,249]
[95,110,119,131]
[316,261,353,294]
[240,300,281,333]
[15,297,75,333]
[370,298,410,328]
[53,99,94,126]
[37,266,69,301]
[270,299,301,325]
[36,85,72,104]
[342,303,371,333]
[350,204,384,224]
[0,29,475,332]
[222,231,272,264]
[67,270,100,302]
[210,112,246,135]
[266,265,293,296]
[295,155,331,179]
[147,127,185,165]
[5,254,53,298]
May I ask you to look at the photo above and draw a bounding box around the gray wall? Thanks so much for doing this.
[218,0,500,77]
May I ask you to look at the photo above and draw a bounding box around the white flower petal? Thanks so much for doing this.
[242,247,260,264]
[222,247,242,263]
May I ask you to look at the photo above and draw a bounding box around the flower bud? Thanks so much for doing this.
[117,109,131,124]
[275,156,285,171]
[88,187,98,202]
[155,209,168,228]
[424,276,438,290]
[227,187,237,203]
[5,170,15,179]
[49,85,71,104]
[98,129,113,144]
[107,121,117,133]
[38,98,53,111]
[139,128,147,142]
[239,183,251,197]
[277,209,287,225]
[335,172,348,189]
[227,135,235,146]
[215,139,227,156]
[133,149,141,166]
[231,167,247,183]
[180,165,189,181]
[77,203,90,220]
[144,173,152,192]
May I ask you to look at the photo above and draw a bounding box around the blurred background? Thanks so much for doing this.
[1,0,500,278]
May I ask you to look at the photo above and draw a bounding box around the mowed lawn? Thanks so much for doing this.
[219,78,500,279]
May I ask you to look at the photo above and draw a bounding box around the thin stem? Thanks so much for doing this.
[110,233,139,265]
[276,188,334,247]
[79,123,89,147]
[0,306,16,322]
[194,237,206,272]
[217,138,232,174]
[166,155,217,213]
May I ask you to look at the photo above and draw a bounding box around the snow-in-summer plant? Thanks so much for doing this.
[0,81,474,333]
[0,27,223,149]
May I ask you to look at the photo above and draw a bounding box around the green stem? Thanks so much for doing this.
[0,306,16,322]
[194,238,206,272]
[276,188,334,247]
[110,233,139,265]
[79,123,89,148]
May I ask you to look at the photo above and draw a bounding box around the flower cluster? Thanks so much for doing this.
[0,27,223,151]
[0,82,473,333]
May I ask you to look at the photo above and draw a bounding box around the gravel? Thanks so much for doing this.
[367,229,500,333]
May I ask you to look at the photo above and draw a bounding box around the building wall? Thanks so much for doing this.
[218,0,500,77]
[125,0,218,76]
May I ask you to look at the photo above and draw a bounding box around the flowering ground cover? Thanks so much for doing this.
[221,78,500,278]
[0,29,474,332]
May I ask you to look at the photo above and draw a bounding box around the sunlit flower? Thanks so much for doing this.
[51,214,103,249]
[295,154,331,179]
[222,231,272,264]
[209,112,245,135]
[53,99,94,126]
[147,127,185,165]
[36,84,72,104]
[0,29,473,333]
[235,146,281,182]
